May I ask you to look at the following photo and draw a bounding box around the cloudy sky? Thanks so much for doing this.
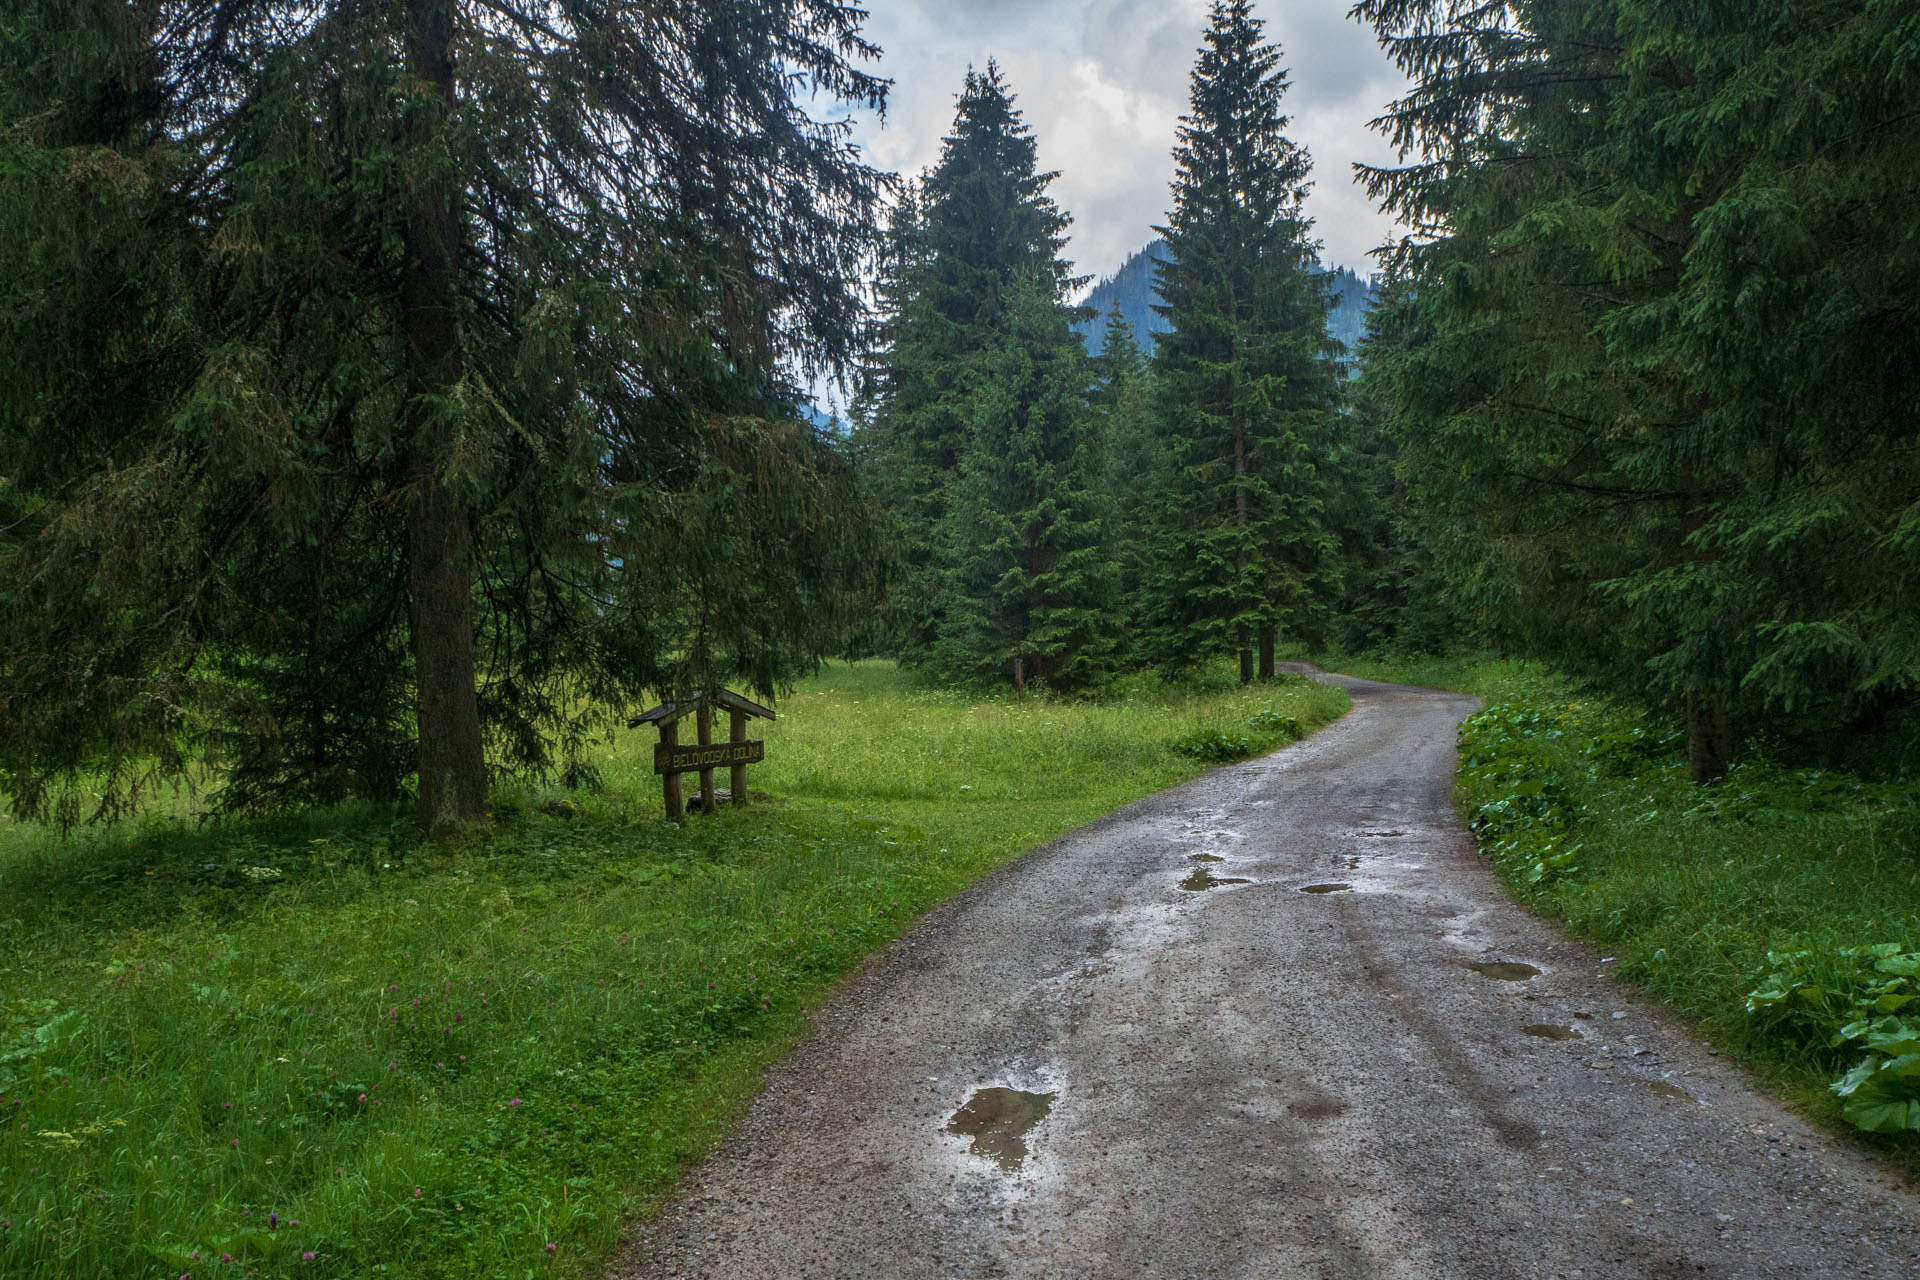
[838,0,1410,290]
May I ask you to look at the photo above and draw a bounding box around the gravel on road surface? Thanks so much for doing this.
[609,673,1920,1279]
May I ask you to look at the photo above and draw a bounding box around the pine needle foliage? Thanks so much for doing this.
[931,274,1124,690]
[1146,0,1344,680]
[869,66,1120,691]
[1354,0,1920,777]
[0,0,891,825]
[1092,303,1162,627]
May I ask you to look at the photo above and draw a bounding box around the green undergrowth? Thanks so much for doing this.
[0,660,1347,1279]
[1451,693,1920,1170]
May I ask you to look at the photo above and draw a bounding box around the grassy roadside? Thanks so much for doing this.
[1319,649,1920,1172]
[1302,647,1569,708]
[0,661,1348,1279]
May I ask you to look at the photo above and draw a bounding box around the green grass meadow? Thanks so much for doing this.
[0,661,1348,1279]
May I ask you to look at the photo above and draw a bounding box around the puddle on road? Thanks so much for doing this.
[1299,883,1352,894]
[1356,830,1407,838]
[1523,1024,1581,1040]
[945,1088,1055,1170]
[1640,1080,1694,1103]
[1187,853,1225,864]
[1287,1099,1348,1120]
[1180,867,1251,891]
[1465,961,1541,981]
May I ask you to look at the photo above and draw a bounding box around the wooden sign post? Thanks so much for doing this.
[628,689,775,820]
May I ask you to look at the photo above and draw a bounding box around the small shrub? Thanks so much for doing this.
[1747,944,1920,1132]
[1688,762,1888,824]
[1458,704,1586,887]
[1745,945,1917,1053]
[1246,709,1302,739]
[1171,729,1256,762]
[1832,1023,1920,1133]
[1580,721,1683,773]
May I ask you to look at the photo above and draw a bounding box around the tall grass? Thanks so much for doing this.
[0,661,1347,1278]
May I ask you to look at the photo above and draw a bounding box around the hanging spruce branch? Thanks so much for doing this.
[0,0,892,826]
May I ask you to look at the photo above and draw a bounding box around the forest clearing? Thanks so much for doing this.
[0,664,1346,1276]
[611,668,1920,1279]
[4,0,1917,1275]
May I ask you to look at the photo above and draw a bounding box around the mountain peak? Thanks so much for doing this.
[1076,237,1377,356]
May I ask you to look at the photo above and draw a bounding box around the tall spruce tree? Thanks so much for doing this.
[1147,0,1343,683]
[1605,0,1920,771]
[0,0,889,827]
[1354,0,1700,755]
[874,65,1079,655]
[872,66,1119,690]
[931,274,1123,690]
[1355,0,1920,778]
[1334,287,1459,655]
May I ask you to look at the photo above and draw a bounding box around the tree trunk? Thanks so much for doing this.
[1258,629,1276,680]
[1687,694,1731,784]
[1233,410,1254,685]
[403,0,487,833]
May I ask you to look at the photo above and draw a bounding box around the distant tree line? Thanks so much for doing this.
[856,2,1382,694]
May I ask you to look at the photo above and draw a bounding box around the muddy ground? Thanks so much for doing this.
[608,673,1920,1279]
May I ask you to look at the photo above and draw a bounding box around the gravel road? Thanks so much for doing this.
[610,672,1920,1279]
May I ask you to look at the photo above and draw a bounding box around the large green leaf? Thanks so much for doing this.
[1832,1053,1920,1134]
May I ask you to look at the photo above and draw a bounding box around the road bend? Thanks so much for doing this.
[610,672,1920,1279]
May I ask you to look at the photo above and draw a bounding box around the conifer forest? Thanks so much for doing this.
[3,2,1920,1276]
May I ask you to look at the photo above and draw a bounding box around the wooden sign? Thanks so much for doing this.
[655,739,765,775]
[629,688,777,819]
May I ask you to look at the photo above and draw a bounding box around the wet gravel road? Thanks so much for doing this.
[611,673,1920,1279]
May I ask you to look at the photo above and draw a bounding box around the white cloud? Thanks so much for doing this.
[841,0,1409,285]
